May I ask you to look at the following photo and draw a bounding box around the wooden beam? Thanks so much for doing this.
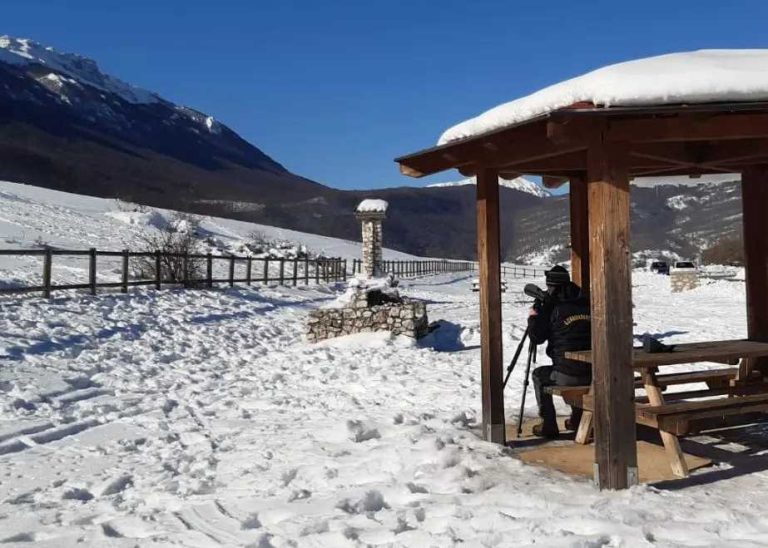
[396,120,584,178]
[548,113,768,146]
[609,113,768,143]
[587,138,637,489]
[742,165,768,377]
[569,176,590,298]
[476,167,505,444]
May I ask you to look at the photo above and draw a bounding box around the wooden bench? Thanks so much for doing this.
[561,339,768,478]
[544,367,739,415]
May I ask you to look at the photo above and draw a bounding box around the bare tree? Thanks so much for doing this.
[133,212,205,285]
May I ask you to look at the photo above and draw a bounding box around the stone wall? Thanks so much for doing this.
[306,297,428,343]
[671,271,699,292]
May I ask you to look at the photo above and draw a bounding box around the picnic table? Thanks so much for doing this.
[559,339,768,477]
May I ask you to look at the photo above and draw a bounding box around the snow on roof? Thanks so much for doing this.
[439,49,768,145]
[356,199,388,213]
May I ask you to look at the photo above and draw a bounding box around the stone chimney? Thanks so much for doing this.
[355,199,388,278]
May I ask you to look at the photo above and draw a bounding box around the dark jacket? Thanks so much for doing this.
[527,281,592,377]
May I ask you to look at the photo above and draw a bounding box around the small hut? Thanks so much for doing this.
[396,50,768,489]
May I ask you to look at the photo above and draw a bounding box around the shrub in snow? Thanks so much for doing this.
[702,236,744,266]
[133,212,205,284]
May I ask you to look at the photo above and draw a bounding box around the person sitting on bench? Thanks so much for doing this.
[528,265,592,438]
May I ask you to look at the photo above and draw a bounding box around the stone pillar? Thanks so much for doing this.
[355,199,388,279]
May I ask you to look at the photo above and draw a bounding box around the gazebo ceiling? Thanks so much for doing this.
[396,101,768,183]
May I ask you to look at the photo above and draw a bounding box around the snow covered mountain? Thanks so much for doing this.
[0,36,555,260]
[428,176,551,198]
[0,35,325,211]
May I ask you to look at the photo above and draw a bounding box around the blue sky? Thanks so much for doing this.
[4,0,768,190]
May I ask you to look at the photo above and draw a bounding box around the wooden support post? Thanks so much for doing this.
[207,253,213,288]
[292,259,298,286]
[742,165,768,377]
[279,258,285,285]
[42,248,52,299]
[121,249,129,294]
[229,256,235,287]
[587,139,637,489]
[343,259,347,281]
[89,248,97,295]
[155,251,162,290]
[315,260,320,284]
[264,258,270,284]
[569,176,590,297]
[246,257,252,286]
[183,254,189,288]
[641,368,689,477]
[304,257,310,285]
[476,167,505,444]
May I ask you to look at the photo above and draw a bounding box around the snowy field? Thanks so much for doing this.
[0,263,765,547]
[0,180,420,291]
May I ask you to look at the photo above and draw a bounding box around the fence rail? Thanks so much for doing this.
[350,259,475,277]
[349,259,546,280]
[501,264,547,279]
[0,248,346,299]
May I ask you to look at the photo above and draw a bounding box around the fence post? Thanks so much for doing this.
[279,258,285,285]
[155,251,162,290]
[207,253,213,288]
[89,248,97,295]
[292,258,298,286]
[263,258,269,284]
[42,248,52,299]
[343,259,347,281]
[315,259,320,284]
[121,249,129,293]
[229,255,235,287]
[305,257,310,285]
[246,257,252,286]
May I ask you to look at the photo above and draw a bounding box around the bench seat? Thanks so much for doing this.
[543,368,739,405]
[637,392,768,435]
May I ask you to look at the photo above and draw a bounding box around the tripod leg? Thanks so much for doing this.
[503,327,529,388]
[516,342,535,437]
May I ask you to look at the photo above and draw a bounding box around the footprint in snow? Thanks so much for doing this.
[346,420,380,443]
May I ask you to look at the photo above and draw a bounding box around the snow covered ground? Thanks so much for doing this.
[0,263,765,547]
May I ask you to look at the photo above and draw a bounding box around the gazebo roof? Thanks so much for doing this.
[439,50,768,145]
[397,50,768,187]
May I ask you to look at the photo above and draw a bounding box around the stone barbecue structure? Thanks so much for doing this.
[671,270,700,292]
[306,199,429,343]
[306,283,429,342]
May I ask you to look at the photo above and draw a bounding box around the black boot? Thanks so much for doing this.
[565,407,583,431]
[532,420,559,439]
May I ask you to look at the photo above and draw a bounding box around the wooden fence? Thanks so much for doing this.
[0,248,346,299]
[348,259,546,280]
[351,259,475,277]
[501,264,548,279]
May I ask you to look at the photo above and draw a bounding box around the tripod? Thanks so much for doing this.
[502,326,538,437]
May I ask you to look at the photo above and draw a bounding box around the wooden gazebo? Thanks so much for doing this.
[395,57,768,489]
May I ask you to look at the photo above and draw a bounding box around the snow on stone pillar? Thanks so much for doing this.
[355,199,388,279]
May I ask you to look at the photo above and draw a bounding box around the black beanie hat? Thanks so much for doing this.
[545,265,570,287]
